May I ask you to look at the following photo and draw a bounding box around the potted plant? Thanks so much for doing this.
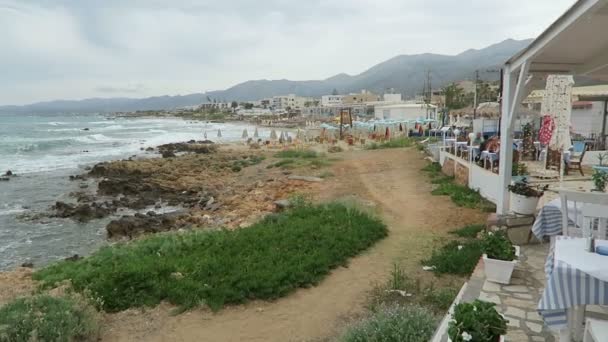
[592,169,608,192]
[508,180,547,215]
[481,231,519,284]
[511,162,528,183]
[448,300,508,342]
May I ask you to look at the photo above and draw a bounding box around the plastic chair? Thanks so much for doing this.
[559,190,608,239]
[584,318,608,342]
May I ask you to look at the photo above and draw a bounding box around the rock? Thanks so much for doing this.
[106,211,188,238]
[146,147,154,152]
[84,166,92,171]
[5,170,13,176]
[288,175,324,182]
[82,128,90,131]
[65,254,82,262]
[249,143,261,150]
[171,272,184,280]
[79,184,89,189]
[274,200,291,211]
[21,262,34,268]
[0,177,9,181]
[161,150,176,158]
[53,201,115,222]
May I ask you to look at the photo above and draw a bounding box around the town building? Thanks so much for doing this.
[321,95,344,107]
[374,103,437,121]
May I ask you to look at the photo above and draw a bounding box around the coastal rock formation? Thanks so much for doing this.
[106,211,189,239]
[157,141,216,156]
[52,201,116,222]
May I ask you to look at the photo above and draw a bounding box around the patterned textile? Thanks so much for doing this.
[538,115,555,146]
[542,75,574,150]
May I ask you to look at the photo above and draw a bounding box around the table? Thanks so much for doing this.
[532,198,581,240]
[467,145,480,163]
[455,142,468,157]
[539,237,608,341]
[534,142,542,160]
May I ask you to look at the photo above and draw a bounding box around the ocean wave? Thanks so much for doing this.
[73,134,115,143]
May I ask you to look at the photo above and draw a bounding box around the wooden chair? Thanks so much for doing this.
[569,142,588,176]
[546,148,563,172]
[559,190,608,239]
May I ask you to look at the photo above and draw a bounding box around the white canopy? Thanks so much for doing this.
[497,0,608,214]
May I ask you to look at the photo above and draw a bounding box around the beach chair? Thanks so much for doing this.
[568,141,587,176]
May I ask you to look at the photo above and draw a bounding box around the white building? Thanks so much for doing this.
[237,108,273,116]
[383,93,402,103]
[321,95,344,107]
[374,103,437,121]
[272,94,313,110]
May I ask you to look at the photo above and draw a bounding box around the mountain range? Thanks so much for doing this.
[0,38,534,115]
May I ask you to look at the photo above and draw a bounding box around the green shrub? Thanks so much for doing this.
[35,203,387,313]
[450,224,485,239]
[366,137,413,150]
[0,295,98,342]
[481,231,516,261]
[267,159,296,169]
[421,285,458,311]
[422,240,483,276]
[448,300,508,342]
[275,150,318,159]
[341,305,436,342]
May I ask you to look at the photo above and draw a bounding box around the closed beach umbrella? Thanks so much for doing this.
[254,127,259,138]
[217,129,222,138]
[270,129,277,140]
[204,131,207,139]
[280,131,285,141]
[242,129,249,139]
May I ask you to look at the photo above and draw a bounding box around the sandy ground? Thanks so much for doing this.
[99,148,487,342]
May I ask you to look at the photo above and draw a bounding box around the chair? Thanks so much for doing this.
[559,190,608,239]
[569,142,588,176]
[583,318,608,342]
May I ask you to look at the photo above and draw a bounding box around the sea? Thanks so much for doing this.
[0,113,268,271]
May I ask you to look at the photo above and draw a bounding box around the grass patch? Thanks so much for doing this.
[340,304,436,342]
[366,137,414,150]
[34,203,387,313]
[267,159,296,169]
[422,240,483,276]
[450,224,485,239]
[422,163,496,212]
[230,155,265,172]
[368,264,458,314]
[275,149,318,159]
[0,295,99,342]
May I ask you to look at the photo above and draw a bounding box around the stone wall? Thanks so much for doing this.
[454,163,469,186]
[442,159,455,177]
[487,213,539,245]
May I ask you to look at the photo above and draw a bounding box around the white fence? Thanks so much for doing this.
[438,149,499,205]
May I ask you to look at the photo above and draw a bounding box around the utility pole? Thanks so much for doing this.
[473,70,480,119]
[426,69,432,119]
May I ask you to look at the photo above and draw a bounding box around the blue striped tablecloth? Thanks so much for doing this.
[532,198,579,240]
[539,237,608,330]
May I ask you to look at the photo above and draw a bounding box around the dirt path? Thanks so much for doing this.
[102,148,487,341]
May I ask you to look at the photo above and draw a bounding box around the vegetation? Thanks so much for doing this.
[422,240,484,276]
[231,155,265,172]
[275,149,318,159]
[507,180,547,198]
[341,304,436,342]
[512,162,528,177]
[422,162,496,212]
[368,264,458,314]
[35,203,387,313]
[0,295,99,342]
[593,169,608,192]
[366,137,414,150]
[448,300,508,342]
[482,231,516,261]
[450,224,485,239]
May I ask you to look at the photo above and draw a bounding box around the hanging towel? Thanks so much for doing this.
[538,115,555,146]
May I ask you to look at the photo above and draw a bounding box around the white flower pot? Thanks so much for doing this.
[483,246,520,285]
[448,336,505,342]
[509,192,540,215]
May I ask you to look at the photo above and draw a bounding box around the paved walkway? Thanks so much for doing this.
[479,244,557,341]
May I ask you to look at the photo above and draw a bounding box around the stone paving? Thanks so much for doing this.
[479,243,557,342]
[478,243,608,342]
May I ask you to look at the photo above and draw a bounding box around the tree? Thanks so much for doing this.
[443,83,469,110]
[231,101,238,109]
[332,88,339,95]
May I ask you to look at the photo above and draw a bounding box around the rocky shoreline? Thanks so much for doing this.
[36,140,317,244]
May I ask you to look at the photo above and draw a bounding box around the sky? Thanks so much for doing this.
[0,0,576,105]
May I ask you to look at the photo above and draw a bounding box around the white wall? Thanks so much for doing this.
[571,102,605,137]
[383,94,402,102]
[321,95,344,107]
[439,150,499,205]
[374,105,436,121]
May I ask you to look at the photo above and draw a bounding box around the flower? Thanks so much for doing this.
[461,331,473,341]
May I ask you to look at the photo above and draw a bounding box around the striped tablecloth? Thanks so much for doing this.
[532,198,579,240]
[539,237,608,330]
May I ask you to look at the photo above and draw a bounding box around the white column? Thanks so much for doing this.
[497,67,517,215]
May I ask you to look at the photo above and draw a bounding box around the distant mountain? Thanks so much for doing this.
[0,39,533,115]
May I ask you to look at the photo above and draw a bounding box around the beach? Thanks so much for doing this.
[0,113,276,270]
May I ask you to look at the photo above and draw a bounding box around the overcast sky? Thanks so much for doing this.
[0,0,576,105]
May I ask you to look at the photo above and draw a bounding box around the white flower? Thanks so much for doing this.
[473,306,477,312]
[457,245,463,250]
[461,331,473,341]
[488,231,494,236]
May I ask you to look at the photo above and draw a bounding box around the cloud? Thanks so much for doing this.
[0,0,576,105]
